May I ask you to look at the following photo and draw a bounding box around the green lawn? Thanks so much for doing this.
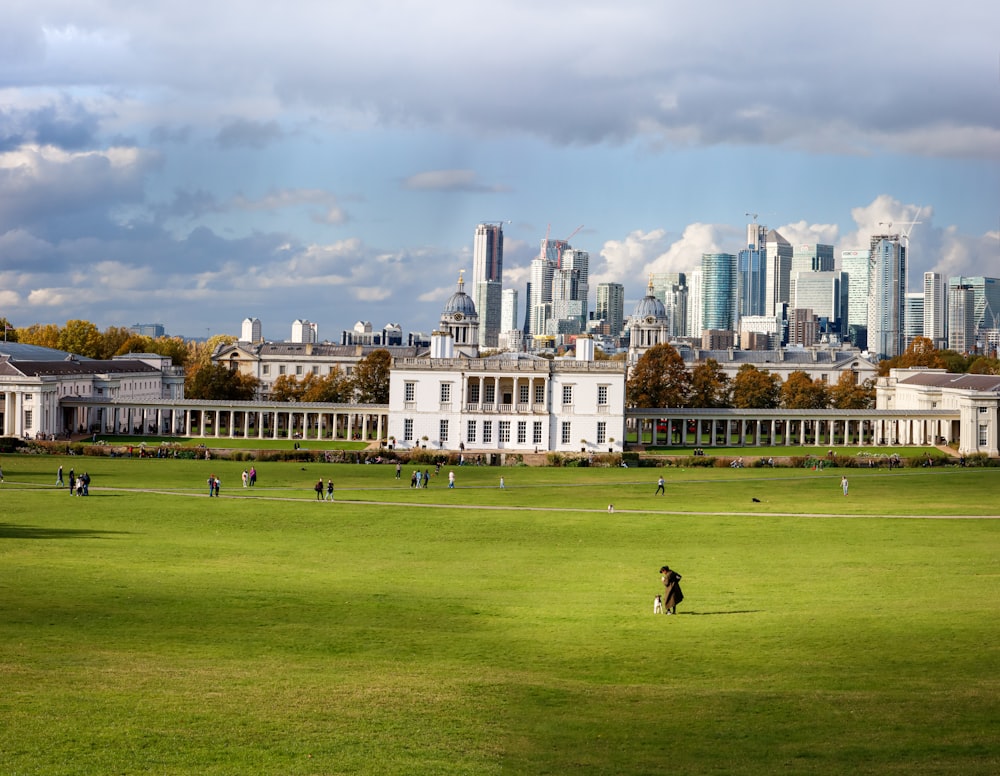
[1,456,997,774]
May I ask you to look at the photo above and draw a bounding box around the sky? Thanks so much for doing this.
[1,0,998,341]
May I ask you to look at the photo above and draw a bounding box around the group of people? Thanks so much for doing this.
[240,467,258,487]
[409,469,432,488]
[56,465,91,496]
[207,475,221,497]
[314,479,335,501]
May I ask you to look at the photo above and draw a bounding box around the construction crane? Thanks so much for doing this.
[564,224,584,243]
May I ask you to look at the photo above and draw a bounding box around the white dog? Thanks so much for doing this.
[653,595,663,614]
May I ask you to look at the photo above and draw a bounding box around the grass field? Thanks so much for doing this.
[1,455,998,774]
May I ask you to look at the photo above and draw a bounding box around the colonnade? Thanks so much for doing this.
[62,399,388,443]
[628,409,958,449]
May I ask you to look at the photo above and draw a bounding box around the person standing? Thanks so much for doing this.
[314,479,324,500]
[248,466,257,487]
[69,469,76,495]
[57,465,64,486]
[242,469,249,488]
[395,462,402,480]
[448,470,455,489]
[213,476,220,497]
[499,476,505,490]
[326,479,335,501]
[659,565,684,615]
[655,476,665,495]
[423,469,430,488]
[841,475,849,496]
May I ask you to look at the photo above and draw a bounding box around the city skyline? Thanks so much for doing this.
[0,2,997,340]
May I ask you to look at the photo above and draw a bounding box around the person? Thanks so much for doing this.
[213,476,220,497]
[325,479,335,501]
[57,464,64,486]
[242,469,249,488]
[423,469,430,488]
[659,565,684,615]
[81,472,91,496]
[841,475,849,496]
[248,466,257,487]
[314,479,324,500]
[395,462,402,480]
[655,476,665,495]
[499,476,505,489]
[207,475,216,497]
[448,470,455,489]
[410,470,418,488]
[69,470,76,495]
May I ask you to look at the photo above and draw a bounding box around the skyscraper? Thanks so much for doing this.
[528,251,555,337]
[947,276,1000,337]
[948,284,976,353]
[841,249,870,348]
[596,282,625,337]
[922,272,947,348]
[473,223,505,348]
[765,229,793,317]
[501,288,518,334]
[793,271,848,336]
[737,244,767,319]
[687,270,703,338]
[702,253,738,332]
[867,234,906,360]
[904,292,925,348]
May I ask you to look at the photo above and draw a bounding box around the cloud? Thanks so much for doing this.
[216,118,284,149]
[401,169,507,193]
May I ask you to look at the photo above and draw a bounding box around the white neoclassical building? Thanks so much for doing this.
[877,368,1000,456]
[388,276,627,454]
[0,344,185,438]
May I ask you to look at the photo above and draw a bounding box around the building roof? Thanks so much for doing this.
[899,372,1000,392]
[677,347,877,369]
[0,342,88,361]
[0,357,159,378]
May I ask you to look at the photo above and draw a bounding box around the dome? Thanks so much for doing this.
[443,273,477,317]
[632,292,666,320]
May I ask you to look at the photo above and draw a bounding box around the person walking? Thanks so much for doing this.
[655,476,665,495]
[448,470,455,489]
[326,479,335,501]
[841,475,849,496]
[659,565,684,615]
[314,479,324,500]
[242,469,249,488]
[57,464,64,486]
[207,474,216,497]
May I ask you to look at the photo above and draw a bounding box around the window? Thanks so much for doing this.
[482,421,493,444]
[467,420,477,443]
[312,366,319,375]
[279,365,287,375]
[597,422,606,444]
[519,384,529,404]
[561,422,571,445]
[440,419,449,441]
[979,425,988,446]
[404,382,416,402]
[296,365,303,376]
[534,384,545,404]
[562,385,573,405]
[533,422,543,445]
[262,365,270,375]
[598,385,608,406]
[24,410,32,428]
[484,383,496,403]
[469,383,480,403]
[440,383,451,403]
[404,419,413,442]
[517,421,527,444]
[499,421,510,443]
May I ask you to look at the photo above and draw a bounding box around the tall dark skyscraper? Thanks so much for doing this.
[473,222,505,348]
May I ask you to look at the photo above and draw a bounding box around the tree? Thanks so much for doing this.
[730,364,780,409]
[186,363,259,400]
[114,335,155,356]
[829,372,876,409]
[269,374,305,402]
[879,336,947,375]
[626,343,692,408]
[0,317,17,342]
[149,336,190,368]
[689,358,731,408]
[351,349,392,404]
[17,323,61,350]
[58,319,104,358]
[101,326,134,359]
[967,356,1000,375]
[780,370,830,409]
[301,369,354,403]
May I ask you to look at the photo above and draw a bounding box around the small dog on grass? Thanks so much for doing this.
[653,595,663,614]
[752,497,761,503]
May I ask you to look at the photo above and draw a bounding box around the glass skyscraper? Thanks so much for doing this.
[702,253,738,331]
[867,234,906,360]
